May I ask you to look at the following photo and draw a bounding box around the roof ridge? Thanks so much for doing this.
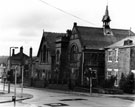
[43,31,65,34]
[77,25,102,29]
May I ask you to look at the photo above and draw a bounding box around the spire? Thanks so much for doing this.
[102,5,111,26]
[102,5,113,36]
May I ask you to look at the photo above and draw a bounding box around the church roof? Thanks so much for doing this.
[37,32,66,56]
[75,25,135,49]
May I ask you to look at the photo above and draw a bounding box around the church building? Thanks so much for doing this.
[36,5,135,88]
[61,5,135,87]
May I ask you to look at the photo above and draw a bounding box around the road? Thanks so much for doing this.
[0,84,134,107]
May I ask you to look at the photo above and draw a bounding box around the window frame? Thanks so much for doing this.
[108,49,113,62]
[114,48,119,62]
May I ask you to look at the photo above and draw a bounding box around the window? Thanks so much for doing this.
[107,68,112,78]
[115,48,119,62]
[43,45,46,62]
[42,45,48,63]
[108,50,112,62]
[70,45,78,62]
[56,50,60,63]
[114,69,118,86]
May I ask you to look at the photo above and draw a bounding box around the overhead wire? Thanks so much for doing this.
[39,0,97,26]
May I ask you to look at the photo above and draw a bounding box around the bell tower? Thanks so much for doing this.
[102,5,113,36]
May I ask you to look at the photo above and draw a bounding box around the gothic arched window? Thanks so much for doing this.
[70,45,78,62]
[56,50,60,62]
[42,45,48,63]
[43,45,46,62]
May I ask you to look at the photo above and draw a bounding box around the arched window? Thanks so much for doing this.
[43,45,46,62]
[42,45,48,63]
[56,50,60,62]
[70,45,78,62]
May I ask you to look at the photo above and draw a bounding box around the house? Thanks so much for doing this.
[7,46,32,84]
[35,31,66,87]
[0,63,6,81]
[105,36,135,86]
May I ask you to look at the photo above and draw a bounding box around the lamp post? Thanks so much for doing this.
[8,47,18,93]
[21,65,24,98]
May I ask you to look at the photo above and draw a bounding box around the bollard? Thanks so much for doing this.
[12,96,16,107]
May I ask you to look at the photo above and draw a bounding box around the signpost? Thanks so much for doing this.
[88,68,97,96]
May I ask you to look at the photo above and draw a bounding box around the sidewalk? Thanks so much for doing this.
[0,90,33,103]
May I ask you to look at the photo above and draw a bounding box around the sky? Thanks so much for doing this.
[0,0,135,56]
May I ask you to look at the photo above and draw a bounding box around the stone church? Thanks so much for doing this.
[35,5,135,88]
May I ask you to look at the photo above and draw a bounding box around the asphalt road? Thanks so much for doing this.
[0,85,134,107]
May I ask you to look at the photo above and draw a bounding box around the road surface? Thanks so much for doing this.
[0,84,134,107]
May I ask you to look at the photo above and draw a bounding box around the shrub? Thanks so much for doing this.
[119,73,126,91]
[119,72,135,94]
[101,75,116,88]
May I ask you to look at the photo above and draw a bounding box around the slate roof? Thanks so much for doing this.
[11,52,29,60]
[76,26,135,49]
[37,32,66,56]
[107,36,135,49]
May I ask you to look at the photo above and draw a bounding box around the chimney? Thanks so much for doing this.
[74,22,77,27]
[66,29,72,36]
[30,47,32,58]
[12,49,15,56]
[20,46,23,53]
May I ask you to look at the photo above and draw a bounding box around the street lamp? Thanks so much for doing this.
[8,47,18,93]
[9,47,18,70]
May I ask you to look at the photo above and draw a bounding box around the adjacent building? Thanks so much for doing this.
[7,46,32,85]
[105,36,135,86]
[34,31,66,87]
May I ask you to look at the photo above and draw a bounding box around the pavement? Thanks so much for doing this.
[0,90,33,103]
[0,84,134,104]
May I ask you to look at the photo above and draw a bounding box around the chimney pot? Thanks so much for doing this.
[30,47,32,58]
[12,49,15,56]
[20,46,23,53]
[74,22,77,27]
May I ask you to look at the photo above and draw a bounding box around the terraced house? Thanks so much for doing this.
[105,36,135,86]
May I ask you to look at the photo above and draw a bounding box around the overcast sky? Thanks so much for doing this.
[0,0,135,56]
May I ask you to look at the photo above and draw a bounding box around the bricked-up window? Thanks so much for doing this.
[115,48,119,62]
[108,50,113,62]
